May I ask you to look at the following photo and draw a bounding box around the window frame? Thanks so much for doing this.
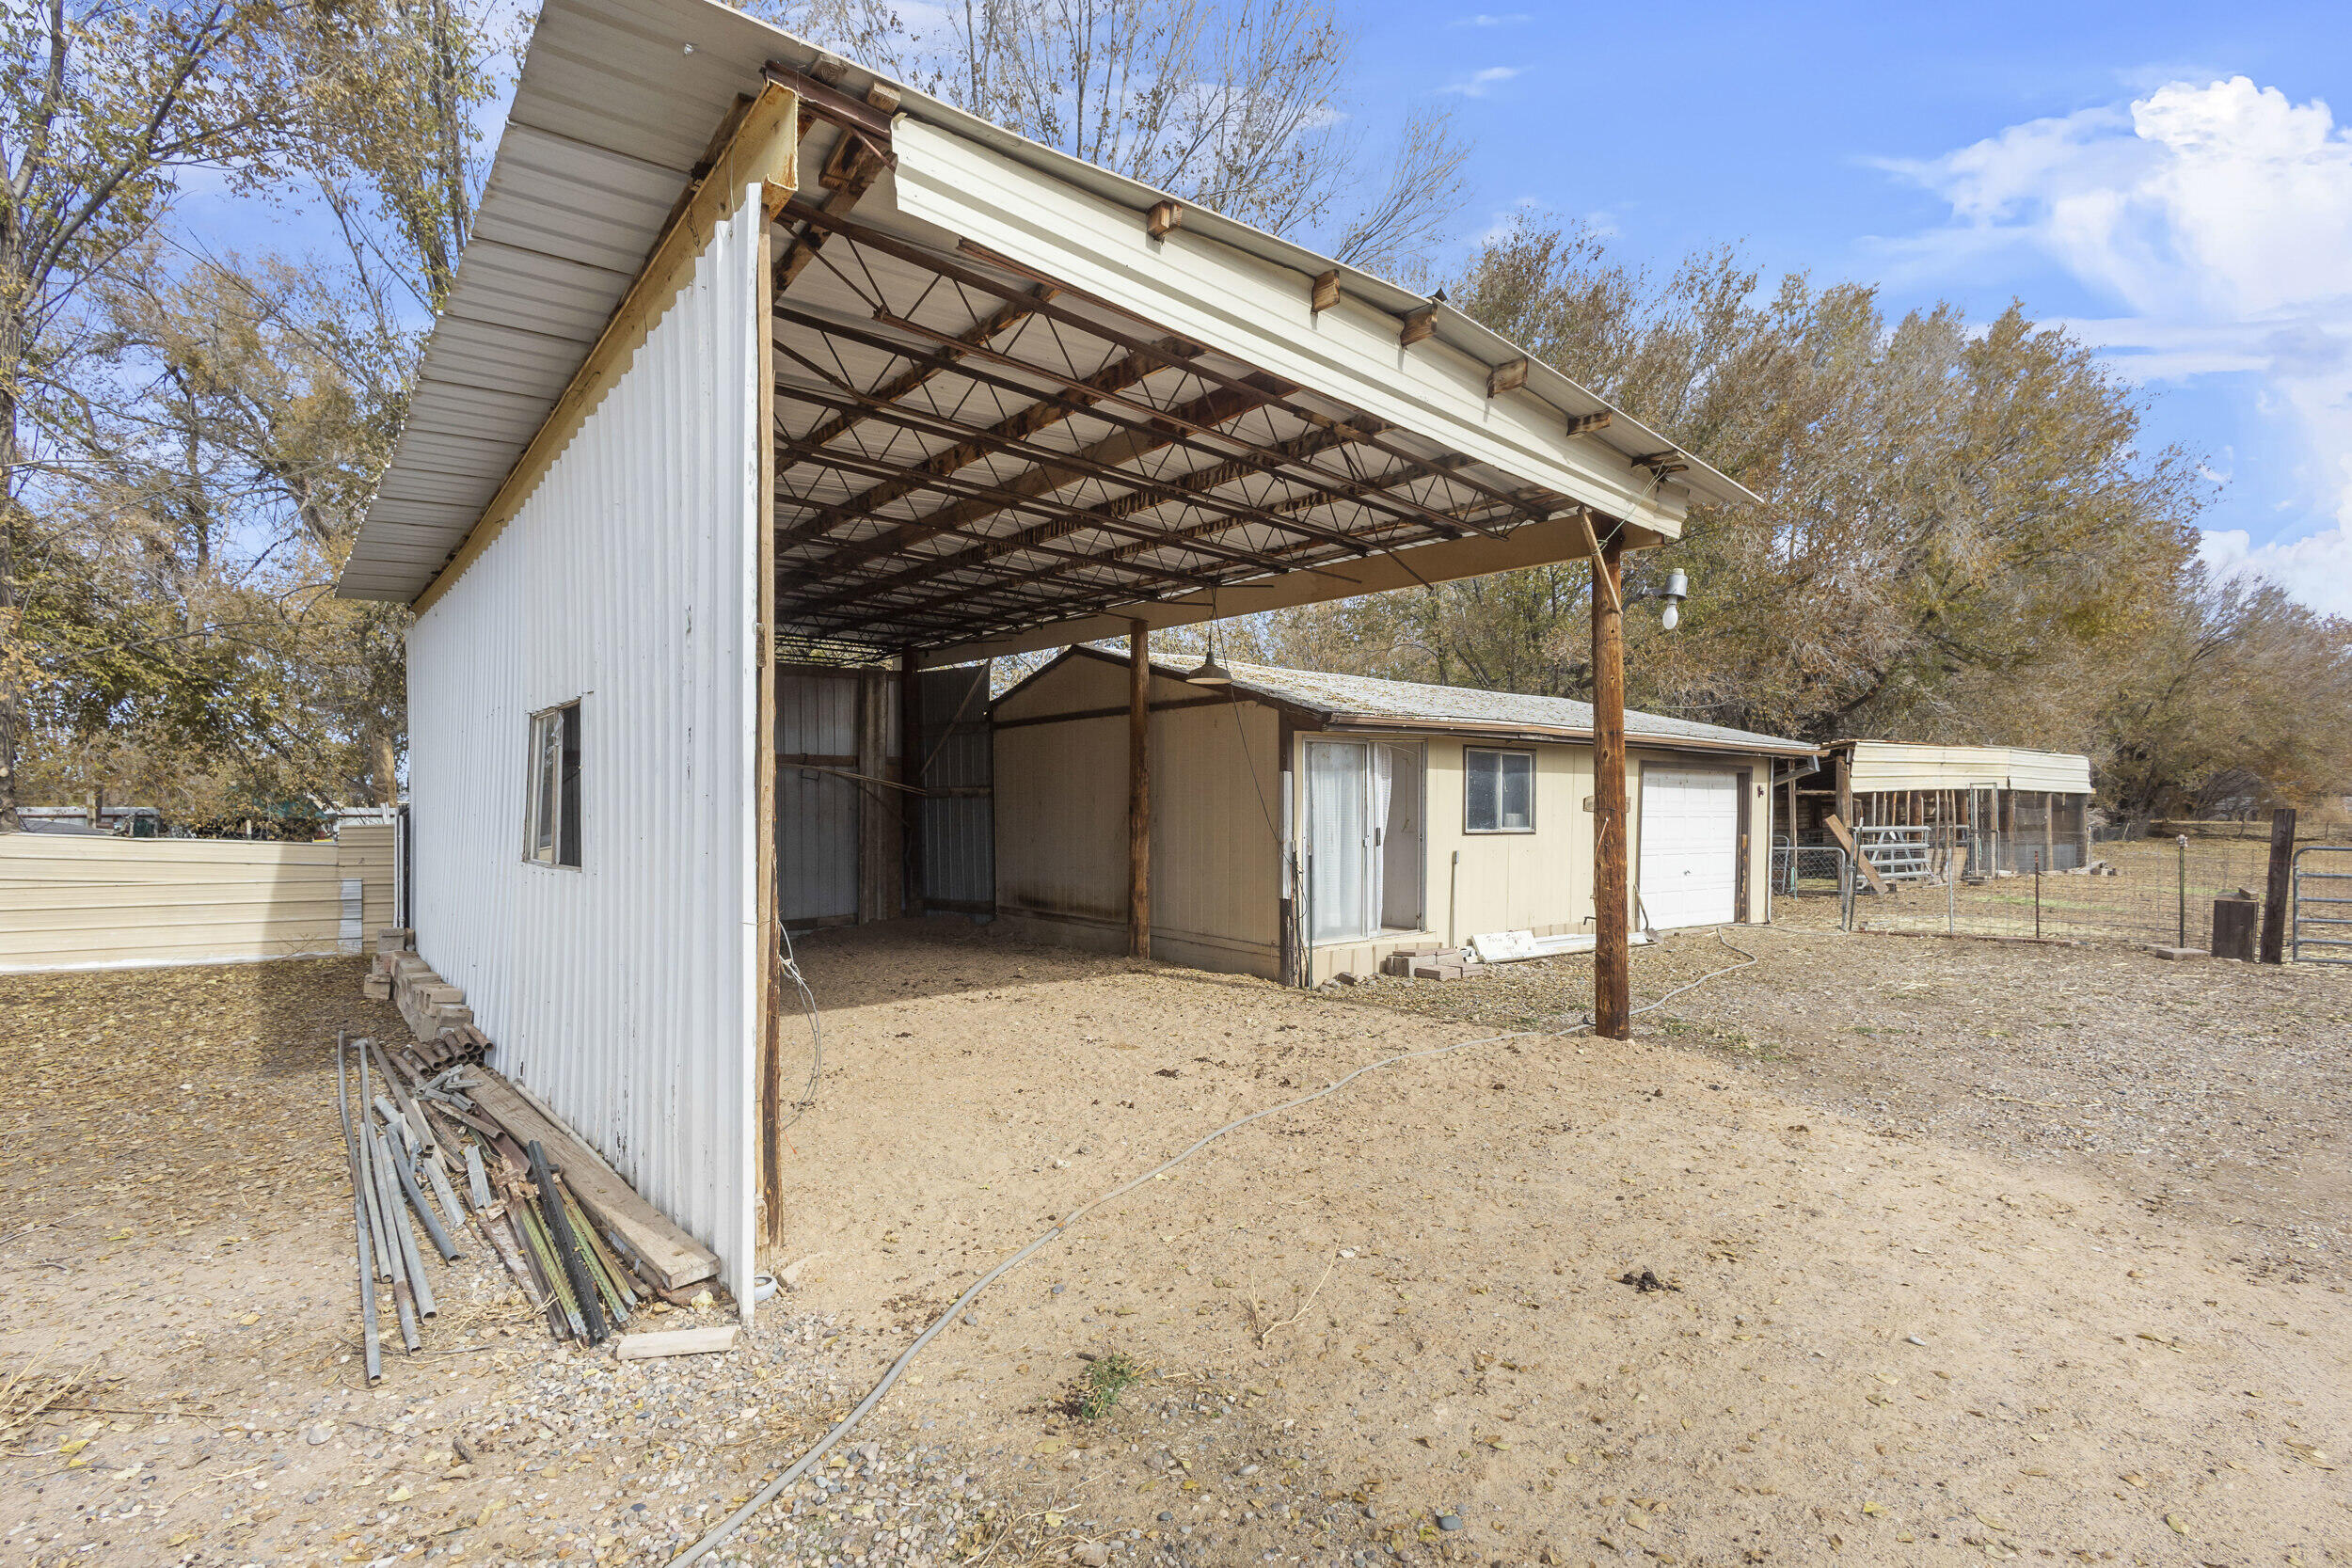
[1462,746,1536,835]
[523,700,583,869]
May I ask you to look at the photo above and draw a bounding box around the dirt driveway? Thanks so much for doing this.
[2,926,2348,1568]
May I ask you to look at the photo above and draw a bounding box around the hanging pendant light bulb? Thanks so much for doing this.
[1186,598,1232,685]
[1185,636,1232,686]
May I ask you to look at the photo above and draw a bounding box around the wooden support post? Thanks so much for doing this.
[1997,789,2014,870]
[2260,807,2296,964]
[2076,794,2092,865]
[754,189,783,1247]
[2041,789,2054,871]
[1278,717,1297,987]
[899,654,924,918]
[1835,750,1853,832]
[1127,621,1152,959]
[1736,768,1754,923]
[1592,533,1629,1039]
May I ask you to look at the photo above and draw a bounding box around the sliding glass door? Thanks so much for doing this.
[1306,739,1424,942]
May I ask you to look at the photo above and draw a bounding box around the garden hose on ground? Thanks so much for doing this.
[671,931,1758,1566]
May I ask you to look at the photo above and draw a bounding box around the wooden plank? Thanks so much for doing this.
[614,1325,738,1361]
[899,653,924,918]
[1399,304,1438,347]
[1309,269,1340,314]
[1821,812,1891,895]
[2260,807,2296,965]
[756,197,785,1248]
[1127,621,1152,958]
[1591,533,1629,1038]
[464,1072,719,1291]
[412,83,800,614]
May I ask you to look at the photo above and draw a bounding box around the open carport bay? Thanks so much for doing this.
[2,926,2348,1566]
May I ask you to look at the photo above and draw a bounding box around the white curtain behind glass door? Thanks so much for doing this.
[1307,741,1370,942]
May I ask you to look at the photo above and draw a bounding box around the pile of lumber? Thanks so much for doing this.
[363,928,488,1057]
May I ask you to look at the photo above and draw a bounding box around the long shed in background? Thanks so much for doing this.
[0,824,395,973]
[1787,740,2095,873]
[994,650,1815,984]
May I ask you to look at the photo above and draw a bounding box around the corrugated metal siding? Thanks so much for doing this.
[405,193,763,1304]
[775,672,861,924]
[1848,741,2090,796]
[918,664,993,911]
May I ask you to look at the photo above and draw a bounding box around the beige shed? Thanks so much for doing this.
[993,648,1817,984]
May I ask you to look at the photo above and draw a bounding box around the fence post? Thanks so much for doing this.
[2260,808,2297,965]
[2033,848,2042,940]
[2177,835,2187,949]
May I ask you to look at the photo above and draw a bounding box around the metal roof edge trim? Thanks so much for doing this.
[1028,643,1815,756]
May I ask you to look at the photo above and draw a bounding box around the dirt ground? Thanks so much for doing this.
[2,924,2349,1568]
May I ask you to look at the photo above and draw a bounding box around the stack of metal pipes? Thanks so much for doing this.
[334,1032,647,1377]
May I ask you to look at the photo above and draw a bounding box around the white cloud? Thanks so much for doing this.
[1444,66,1520,97]
[1880,76,2352,616]
[1448,12,1532,24]
[2200,525,2352,617]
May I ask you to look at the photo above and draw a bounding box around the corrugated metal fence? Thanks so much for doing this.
[917,662,993,915]
[0,824,395,973]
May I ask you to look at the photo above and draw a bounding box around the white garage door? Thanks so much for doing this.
[1639,769,1740,928]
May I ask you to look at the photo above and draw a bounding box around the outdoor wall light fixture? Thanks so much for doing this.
[1629,567,1690,630]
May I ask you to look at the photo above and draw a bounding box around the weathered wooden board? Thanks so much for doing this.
[465,1072,718,1291]
[614,1326,738,1361]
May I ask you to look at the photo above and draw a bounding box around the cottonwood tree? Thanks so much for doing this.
[6,0,495,820]
[1238,216,2352,814]
[760,0,1470,277]
[0,0,305,827]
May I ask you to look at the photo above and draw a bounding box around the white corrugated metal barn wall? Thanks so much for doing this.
[405,195,765,1305]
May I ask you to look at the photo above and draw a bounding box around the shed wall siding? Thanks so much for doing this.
[404,194,763,1304]
[1303,737,1772,985]
[992,663,1283,976]
[1846,742,2091,797]
[993,654,1776,987]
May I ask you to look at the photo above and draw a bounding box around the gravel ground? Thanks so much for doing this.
[4,927,2350,1568]
[1337,908,2352,1284]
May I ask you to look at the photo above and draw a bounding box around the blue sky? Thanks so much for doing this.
[1344,0,2352,615]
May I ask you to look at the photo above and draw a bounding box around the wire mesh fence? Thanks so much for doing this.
[1772,841,1854,930]
[1854,834,2282,950]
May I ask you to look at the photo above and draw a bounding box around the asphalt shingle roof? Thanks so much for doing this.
[1172,657,1814,754]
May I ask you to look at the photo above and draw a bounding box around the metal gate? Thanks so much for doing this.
[1854,824,1935,882]
[2292,846,2352,964]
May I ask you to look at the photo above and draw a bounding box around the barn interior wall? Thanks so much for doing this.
[991,657,1281,975]
[772,667,904,928]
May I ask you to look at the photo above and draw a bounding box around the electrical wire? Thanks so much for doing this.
[771,921,823,1141]
[670,929,1757,1566]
